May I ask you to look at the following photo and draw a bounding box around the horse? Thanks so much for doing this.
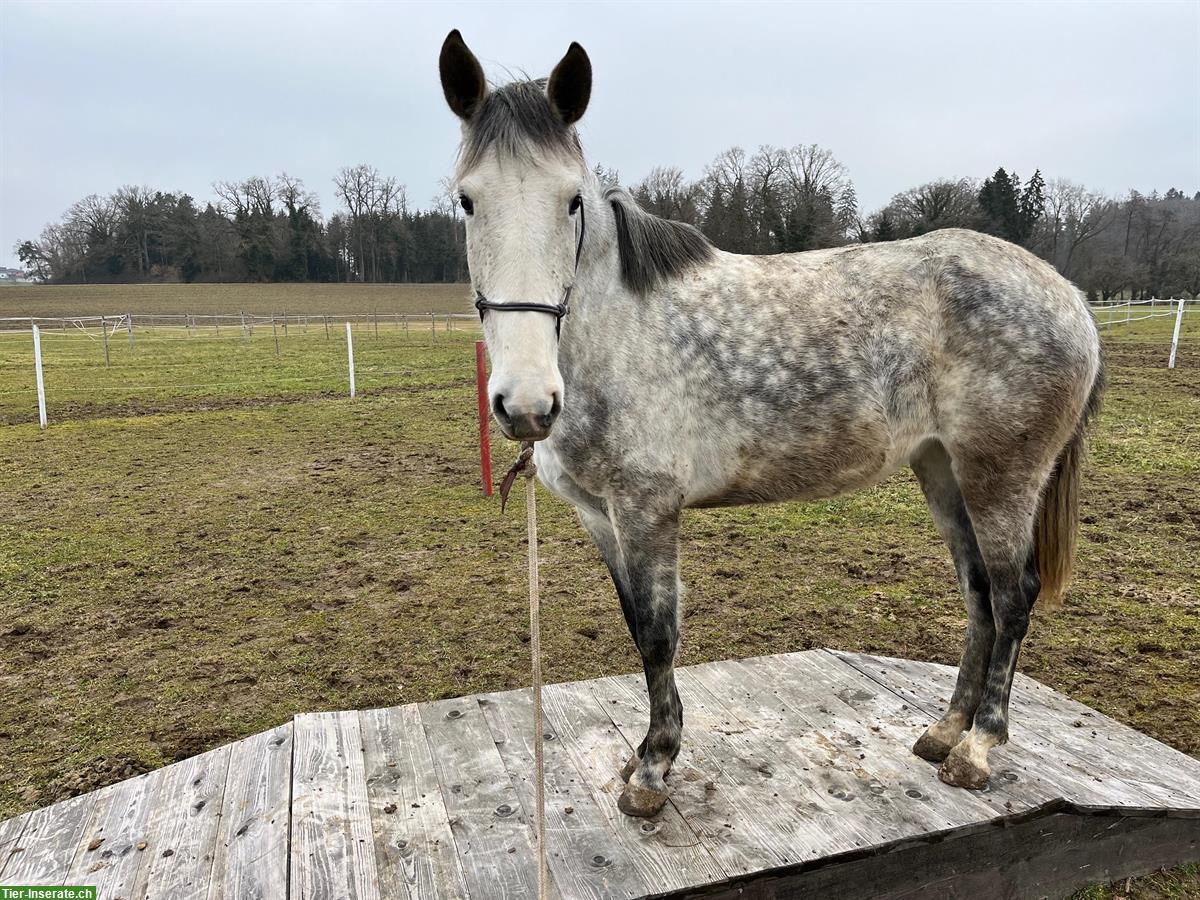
[439,30,1104,818]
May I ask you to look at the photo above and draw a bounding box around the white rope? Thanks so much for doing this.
[524,469,549,900]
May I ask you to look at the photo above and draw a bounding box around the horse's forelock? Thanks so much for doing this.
[460,80,583,172]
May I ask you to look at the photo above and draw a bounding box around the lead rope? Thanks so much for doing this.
[525,463,548,900]
[500,443,548,899]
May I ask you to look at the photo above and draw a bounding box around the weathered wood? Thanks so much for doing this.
[420,695,555,899]
[4,650,1199,899]
[291,711,381,900]
[832,650,1200,814]
[684,812,1200,900]
[482,686,637,900]
[483,681,727,899]
[0,809,31,876]
[593,671,823,875]
[1,793,97,883]
[689,654,1007,833]
[804,650,1136,813]
[542,679,727,893]
[63,771,159,896]
[133,743,231,900]
[677,661,981,864]
[359,704,469,899]
[207,723,292,900]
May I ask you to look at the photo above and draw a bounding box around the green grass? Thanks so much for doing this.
[0,290,1196,898]
[0,281,472,317]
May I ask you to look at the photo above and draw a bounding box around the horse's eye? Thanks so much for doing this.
[569,194,582,215]
[459,194,474,215]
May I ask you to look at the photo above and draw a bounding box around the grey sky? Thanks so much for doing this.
[2,0,1197,269]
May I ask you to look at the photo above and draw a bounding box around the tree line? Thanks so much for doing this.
[16,150,1200,300]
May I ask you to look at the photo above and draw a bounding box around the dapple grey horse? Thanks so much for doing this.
[440,30,1104,817]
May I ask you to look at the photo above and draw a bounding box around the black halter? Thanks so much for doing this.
[473,201,586,339]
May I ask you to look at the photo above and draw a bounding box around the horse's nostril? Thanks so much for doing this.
[492,395,510,422]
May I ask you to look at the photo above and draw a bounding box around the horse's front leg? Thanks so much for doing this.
[609,499,682,818]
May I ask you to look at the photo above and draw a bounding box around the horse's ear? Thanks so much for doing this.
[547,42,591,125]
[440,29,487,121]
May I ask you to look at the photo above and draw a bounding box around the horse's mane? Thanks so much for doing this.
[605,187,715,295]
[461,80,582,170]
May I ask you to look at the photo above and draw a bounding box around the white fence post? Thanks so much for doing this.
[1168,298,1186,369]
[126,313,135,349]
[32,324,47,429]
[346,321,356,398]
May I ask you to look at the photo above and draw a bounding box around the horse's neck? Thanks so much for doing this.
[559,192,640,380]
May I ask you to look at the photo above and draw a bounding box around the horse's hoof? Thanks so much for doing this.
[617,781,668,818]
[619,753,641,783]
[913,729,957,763]
[938,745,990,790]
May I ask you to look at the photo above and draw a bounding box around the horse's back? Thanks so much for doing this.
[675,230,1100,506]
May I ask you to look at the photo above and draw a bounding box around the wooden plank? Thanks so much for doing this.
[687,812,1200,900]
[63,770,159,896]
[674,662,979,861]
[1008,669,1200,803]
[592,671,837,876]
[543,680,728,892]
[689,654,1011,832]
[0,810,31,876]
[481,686,639,900]
[133,743,231,900]
[482,682,726,899]
[359,704,469,900]
[291,711,381,900]
[811,649,1143,811]
[207,723,292,900]
[832,651,1200,814]
[2,794,98,883]
[419,695,555,899]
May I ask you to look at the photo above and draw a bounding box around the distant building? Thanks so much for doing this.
[0,267,31,282]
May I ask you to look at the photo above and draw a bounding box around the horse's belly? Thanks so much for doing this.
[685,423,920,509]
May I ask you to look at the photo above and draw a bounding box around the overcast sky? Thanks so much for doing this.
[2,0,1197,268]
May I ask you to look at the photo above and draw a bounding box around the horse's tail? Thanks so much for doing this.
[1036,358,1105,608]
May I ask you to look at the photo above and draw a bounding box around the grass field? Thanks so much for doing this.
[0,286,1197,897]
[0,281,473,317]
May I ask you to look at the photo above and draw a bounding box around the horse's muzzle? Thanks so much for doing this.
[492,394,561,442]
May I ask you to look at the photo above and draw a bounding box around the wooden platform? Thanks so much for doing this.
[2,650,1198,899]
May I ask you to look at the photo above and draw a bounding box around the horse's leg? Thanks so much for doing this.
[910,441,995,763]
[576,503,640,650]
[609,500,682,818]
[938,459,1047,789]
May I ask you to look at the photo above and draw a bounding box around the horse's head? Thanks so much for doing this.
[439,30,591,442]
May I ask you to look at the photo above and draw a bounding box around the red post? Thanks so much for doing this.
[476,340,493,496]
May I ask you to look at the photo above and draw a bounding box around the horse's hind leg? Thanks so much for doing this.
[608,498,683,818]
[910,441,995,763]
[937,454,1050,789]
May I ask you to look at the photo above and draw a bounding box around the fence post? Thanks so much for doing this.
[33,324,47,429]
[403,314,408,336]
[240,310,247,338]
[476,340,492,496]
[430,310,436,337]
[1168,298,1186,369]
[374,308,379,339]
[272,316,280,357]
[126,313,135,349]
[346,321,356,398]
[324,315,330,340]
[100,314,110,366]
[283,311,288,338]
